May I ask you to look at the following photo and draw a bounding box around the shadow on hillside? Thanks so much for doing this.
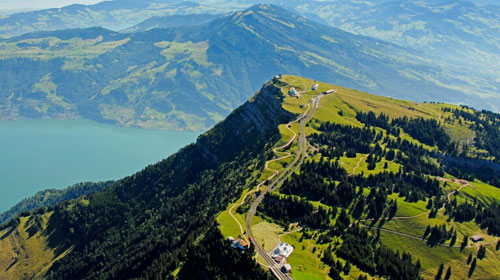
[42,212,73,258]
[4,257,18,272]
[26,215,43,239]
[0,226,16,240]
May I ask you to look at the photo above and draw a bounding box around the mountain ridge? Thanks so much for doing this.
[2,74,500,279]
[1,4,498,131]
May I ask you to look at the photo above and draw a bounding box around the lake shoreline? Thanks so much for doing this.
[0,119,201,212]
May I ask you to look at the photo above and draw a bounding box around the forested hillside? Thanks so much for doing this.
[0,0,225,37]
[2,75,500,279]
[0,79,292,279]
[0,181,113,225]
[218,75,500,280]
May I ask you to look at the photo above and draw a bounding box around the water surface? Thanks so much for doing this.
[0,119,200,212]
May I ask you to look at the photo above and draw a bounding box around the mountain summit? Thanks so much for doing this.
[2,74,500,279]
[0,4,496,130]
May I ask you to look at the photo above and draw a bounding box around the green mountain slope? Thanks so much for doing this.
[1,4,496,130]
[220,75,500,280]
[2,75,500,279]
[0,0,225,38]
[0,181,114,225]
[0,79,292,279]
[120,13,225,33]
[277,0,500,106]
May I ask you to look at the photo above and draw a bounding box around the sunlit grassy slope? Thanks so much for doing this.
[221,75,500,280]
[0,212,72,280]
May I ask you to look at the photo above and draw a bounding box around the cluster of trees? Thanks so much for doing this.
[352,171,442,203]
[446,198,500,236]
[422,224,457,246]
[178,226,273,280]
[0,181,113,225]
[280,157,442,231]
[392,116,453,151]
[312,122,377,158]
[280,159,399,221]
[323,246,352,280]
[356,111,400,136]
[312,120,444,177]
[258,193,334,230]
[40,88,291,280]
[336,226,422,280]
[443,107,500,163]
[280,160,353,207]
[434,264,452,280]
[357,111,455,152]
[447,199,477,222]
[384,138,444,176]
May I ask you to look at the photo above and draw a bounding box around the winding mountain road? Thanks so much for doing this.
[244,94,323,280]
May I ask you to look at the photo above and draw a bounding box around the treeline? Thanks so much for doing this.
[356,111,454,152]
[335,226,422,280]
[422,224,457,247]
[311,120,444,176]
[443,107,500,163]
[0,181,114,225]
[356,171,441,203]
[282,157,439,215]
[311,121,377,158]
[356,112,399,136]
[447,198,500,236]
[281,160,355,208]
[42,86,292,280]
[258,193,332,230]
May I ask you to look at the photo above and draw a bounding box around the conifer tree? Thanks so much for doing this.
[461,235,468,251]
[477,245,486,260]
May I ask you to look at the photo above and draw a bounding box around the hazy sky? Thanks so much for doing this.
[0,0,106,10]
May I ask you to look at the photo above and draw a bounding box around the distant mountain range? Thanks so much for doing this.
[1,4,495,130]
[286,0,500,103]
[121,13,225,33]
[0,0,229,38]
[2,73,500,279]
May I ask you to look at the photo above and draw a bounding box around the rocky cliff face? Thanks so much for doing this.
[0,77,293,280]
[196,79,294,163]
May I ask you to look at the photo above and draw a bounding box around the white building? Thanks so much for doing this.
[312,84,319,90]
[289,87,296,95]
[272,242,294,259]
[324,89,336,94]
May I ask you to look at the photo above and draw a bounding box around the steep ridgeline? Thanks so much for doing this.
[0,4,494,130]
[121,13,225,33]
[0,0,225,37]
[2,75,500,279]
[0,80,292,280]
[0,181,114,225]
[236,75,500,280]
[246,0,500,108]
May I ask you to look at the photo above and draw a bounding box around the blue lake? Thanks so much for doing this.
[0,119,200,212]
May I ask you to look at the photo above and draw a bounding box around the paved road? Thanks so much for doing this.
[245,94,323,280]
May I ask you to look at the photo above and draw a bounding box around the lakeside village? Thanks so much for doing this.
[227,236,294,274]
